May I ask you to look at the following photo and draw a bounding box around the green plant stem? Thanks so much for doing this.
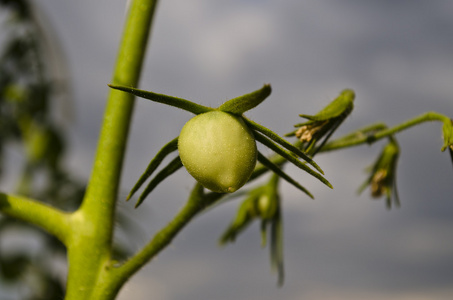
[320,111,450,152]
[0,192,71,243]
[251,112,450,182]
[104,183,213,295]
[65,0,159,299]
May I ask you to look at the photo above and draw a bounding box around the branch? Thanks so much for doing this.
[0,193,71,244]
[110,183,216,286]
[320,111,450,152]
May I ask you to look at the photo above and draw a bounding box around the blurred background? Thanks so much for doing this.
[1,0,453,299]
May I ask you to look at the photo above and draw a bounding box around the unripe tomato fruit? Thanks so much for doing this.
[178,111,257,193]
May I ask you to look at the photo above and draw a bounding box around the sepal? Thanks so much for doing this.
[358,138,400,209]
[286,89,355,155]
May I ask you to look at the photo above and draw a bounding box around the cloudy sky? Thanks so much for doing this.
[11,0,453,299]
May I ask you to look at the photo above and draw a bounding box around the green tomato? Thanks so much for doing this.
[178,111,257,193]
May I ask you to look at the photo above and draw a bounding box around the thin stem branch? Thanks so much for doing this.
[0,193,71,244]
[320,111,450,152]
[109,183,214,288]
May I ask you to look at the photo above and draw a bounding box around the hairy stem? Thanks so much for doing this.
[106,184,215,293]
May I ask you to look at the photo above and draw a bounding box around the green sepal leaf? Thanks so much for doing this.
[258,175,280,220]
[245,118,324,175]
[108,84,214,115]
[299,89,355,121]
[134,156,183,208]
[358,138,400,209]
[441,119,453,152]
[257,152,314,199]
[219,84,271,115]
[219,192,259,244]
[127,137,179,201]
[254,131,332,189]
[449,148,453,168]
[286,90,355,151]
[219,174,284,285]
[270,210,284,286]
[219,180,278,245]
[260,220,269,247]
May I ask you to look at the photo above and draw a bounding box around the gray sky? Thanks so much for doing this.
[24,0,453,299]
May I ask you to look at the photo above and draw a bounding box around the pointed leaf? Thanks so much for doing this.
[299,89,355,121]
[449,148,453,169]
[219,214,254,245]
[441,119,453,152]
[108,84,214,115]
[219,196,256,244]
[254,132,332,189]
[260,220,269,247]
[270,211,284,286]
[135,156,183,208]
[309,115,346,156]
[219,84,271,115]
[245,118,324,174]
[127,137,179,200]
[296,115,317,121]
[257,152,314,199]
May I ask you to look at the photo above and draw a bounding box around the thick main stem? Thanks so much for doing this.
[65,1,159,299]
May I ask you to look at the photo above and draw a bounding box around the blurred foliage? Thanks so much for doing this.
[0,1,147,298]
[0,0,82,298]
[219,174,284,285]
[0,0,79,202]
[0,0,80,298]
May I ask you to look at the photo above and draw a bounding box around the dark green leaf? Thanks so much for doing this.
[245,118,324,175]
[257,152,313,199]
[299,89,355,121]
[270,210,284,286]
[127,137,179,200]
[219,84,271,115]
[219,199,255,244]
[135,156,183,208]
[108,84,214,115]
[254,131,332,189]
